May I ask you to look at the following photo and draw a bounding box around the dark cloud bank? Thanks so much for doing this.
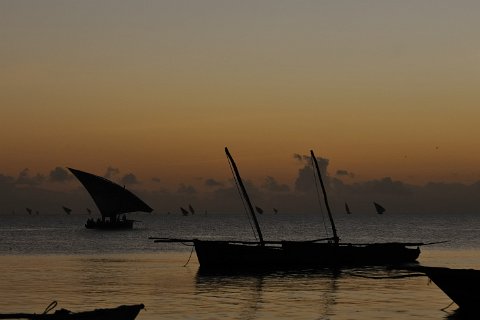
[2,158,480,215]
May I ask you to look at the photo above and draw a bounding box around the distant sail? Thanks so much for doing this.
[345,202,352,214]
[26,208,32,215]
[62,206,72,215]
[373,202,386,214]
[68,168,153,218]
[180,207,189,216]
[188,204,195,215]
[273,208,278,214]
[255,206,264,214]
[86,208,92,214]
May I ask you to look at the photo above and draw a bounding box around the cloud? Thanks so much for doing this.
[336,169,354,178]
[0,173,15,193]
[0,174,15,185]
[262,176,290,192]
[120,173,139,185]
[295,157,329,192]
[49,167,72,182]
[294,165,315,192]
[293,153,310,163]
[104,166,120,179]
[16,168,45,186]
[361,177,412,195]
[177,183,196,194]
[205,178,224,187]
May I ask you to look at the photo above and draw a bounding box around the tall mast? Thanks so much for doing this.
[225,147,264,245]
[310,150,339,244]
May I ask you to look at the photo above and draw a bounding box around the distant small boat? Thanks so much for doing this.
[373,202,386,214]
[62,206,72,215]
[68,167,153,230]
[86,208,92,214]
[255,206,263,214]
[180,207,189,216]
[415,266,480,311]
[26,208,32,215]
[188,204,195,215]
[273,208,278,214]
[0,301,144,320]
[345,202,352,214]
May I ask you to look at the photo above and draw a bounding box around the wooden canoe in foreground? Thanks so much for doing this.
[0,302,145,320]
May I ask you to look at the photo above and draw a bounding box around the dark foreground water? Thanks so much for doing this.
[0,212,479,319]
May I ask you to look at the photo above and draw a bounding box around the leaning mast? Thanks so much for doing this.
[311,150,339,244]
[225,147,265,245]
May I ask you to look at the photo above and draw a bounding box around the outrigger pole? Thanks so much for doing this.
[311,150,339,244]
[225,147,265,245]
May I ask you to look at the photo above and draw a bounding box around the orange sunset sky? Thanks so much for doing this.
[2,1,480,195]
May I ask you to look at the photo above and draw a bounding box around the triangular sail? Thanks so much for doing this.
[62,206,72,214]
[181,207,189,216]
[373,202,386,214]
[188,204,195,214]
[68,168,153,218]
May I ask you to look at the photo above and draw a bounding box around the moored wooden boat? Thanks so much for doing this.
[0,302,145,320]
[192,240,420,270]
[416,266,480,311]
[152,147,425,271]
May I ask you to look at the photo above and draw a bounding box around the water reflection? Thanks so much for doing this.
[195,268,340,320]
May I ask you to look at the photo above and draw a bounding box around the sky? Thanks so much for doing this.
[1,1,480,214]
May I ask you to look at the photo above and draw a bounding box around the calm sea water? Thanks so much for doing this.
[0,212,479,319]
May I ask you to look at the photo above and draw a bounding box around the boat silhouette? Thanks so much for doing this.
[0,301,144,320]
[68,168,153,230]
[152,148,424,271]
[414,266,480,312]
[373,202,386,214]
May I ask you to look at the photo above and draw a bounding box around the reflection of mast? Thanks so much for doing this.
[316,270,339,318]
[194,270,339,320]
[194,272,264,320]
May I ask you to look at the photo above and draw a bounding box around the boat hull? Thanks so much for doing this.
[194,240,284,271]
[193,240,420,271]
[420,266,480,311]
[0,304,144,320]
[282,241,420,266]
[85,219,134,230]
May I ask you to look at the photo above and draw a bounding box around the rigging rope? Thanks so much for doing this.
[440,301,455,312]
[43,301,57,314]
[183,245,195,267]
[311,156,329,237]
[227,156,258,241]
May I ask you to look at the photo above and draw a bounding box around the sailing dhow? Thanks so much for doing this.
[68,168,153,230]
